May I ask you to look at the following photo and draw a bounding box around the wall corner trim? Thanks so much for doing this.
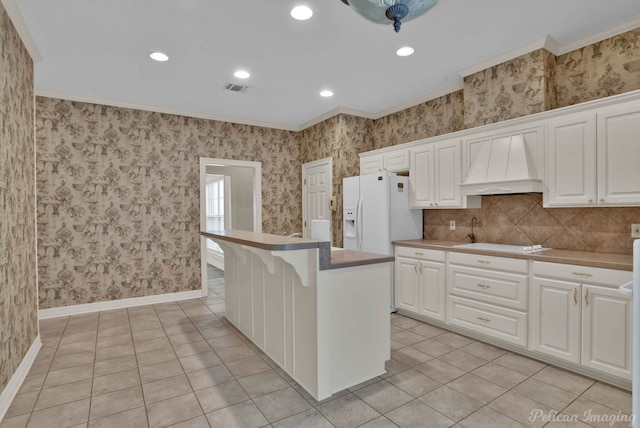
[0,335,42,422]
[0,0,42,61]
[38,290,205,320]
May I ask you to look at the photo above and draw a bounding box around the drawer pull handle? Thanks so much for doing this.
[599,198,605,203]
[414,263,418,274]
[414,252,424,256]
[477,317,491,322]
[572,272,593,278]
[585,289,589,306]
[477,260,491,265]
[588,198,593,203]
[573,288,578,305]
[476,284,491,289]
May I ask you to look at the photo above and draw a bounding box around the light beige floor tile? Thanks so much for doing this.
[92,367,140,395]
[194,380,249,413]
[166,415,210,428]
[390,331,426,347]
[50,351,94,371]
[460,406,525,428]
[353,380,413,414]
[386,368,442,397]
[173,340,213,358]
[96,333,132,349]
[447,373,507,404]
[460,341,506,361]
[17,373,46,395]
[131,328,166,343]
[60,331,97,345]
[146,392,203,428]
[205,401,268,428]
[543,417,593,427]
[26,358,52,376]
[139,359,185,384]
[493,352,546,376]
[413,359,466,384]
[317,392,381,428]
[4,392,39,418]
[237,369,289,398]
[470,361,527,390]
[581,382,632,414]
[389,347,432,367]
[93,354,138,377]
[431,332,475,348]
[225,355,270,378]
[134,337,171,354]
[532,366,595,395]
[88,406,148,428]
[178,351,222,373]
[348,377,382,393]
[34,378,92,411]
[440,349,488,371]
[419,385,483,421]
[0,413,30,428]
[95,343,135,362]
[130,320,163,332]
[407,323,446,339]
[206,335,245,351]
[389,339,404,352]
[381,358,409,379]
[512,378,578,411]
[488,391,554,428]
[143,374,193,404]
[97,325,131,339]
[168,332,204,346]
[43,364,93,390]
[90,385,144,421]
[198,325,233,340]
[386,399,454,428]
[253,387,313,423]
[390,316,422,330]
[272,408,334,428]
[563,397,634,428]
[410,338,456,358]
[26,398,90,428]
[136,347,177,368]
[357,416,398,428]
[292,384,349,407]
[185,364,234,391]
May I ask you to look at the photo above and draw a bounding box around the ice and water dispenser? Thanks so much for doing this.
[344,207,356,239]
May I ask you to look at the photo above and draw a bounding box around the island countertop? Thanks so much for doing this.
[201,230,394,270]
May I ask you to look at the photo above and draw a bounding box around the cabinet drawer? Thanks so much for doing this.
[396,246,445,262]
[533,262,632,288]
[448,265,527,310]
[449,252,528,273]
[447,296,527,347]
[384,150,410,172]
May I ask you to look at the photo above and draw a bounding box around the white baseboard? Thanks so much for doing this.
[207,251,224,271]
[0,335,41,422]
[38,290,205,319]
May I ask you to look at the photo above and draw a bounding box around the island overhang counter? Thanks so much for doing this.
[200,229,394,401]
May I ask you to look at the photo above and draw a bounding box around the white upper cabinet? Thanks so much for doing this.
[360,148,409,175]
[410,144,435,207]
[545,99,640,207]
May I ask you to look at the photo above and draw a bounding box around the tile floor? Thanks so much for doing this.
[0,265,633,428]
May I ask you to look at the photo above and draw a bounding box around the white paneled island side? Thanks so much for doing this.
[200,230,394,400]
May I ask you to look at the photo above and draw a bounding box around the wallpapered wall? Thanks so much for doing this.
[299,114,374,247]
[36,98,301,309]
[0,4,38,393]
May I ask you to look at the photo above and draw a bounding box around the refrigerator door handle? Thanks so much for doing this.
[357,196,364,250]
[354,196,360,249]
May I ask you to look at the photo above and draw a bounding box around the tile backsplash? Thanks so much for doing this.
[424,193,640,255]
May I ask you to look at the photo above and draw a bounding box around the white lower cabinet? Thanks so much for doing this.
[531,262,633,380]
[395,246,445,322]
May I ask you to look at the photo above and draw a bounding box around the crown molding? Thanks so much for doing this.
[556,16,640,55]
[1,0,41,61]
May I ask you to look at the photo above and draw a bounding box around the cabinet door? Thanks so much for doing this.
[597,101,640,205]
[360,154,383,175]
[409,145,435,208]
[418,260,445,322]
[434,140,463,208]
[395,257,419,313]
[530,277,581,363]
[544,113,597,207]
[581,285,632,380]
[384,149,410,172]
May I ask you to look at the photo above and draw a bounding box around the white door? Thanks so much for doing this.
[395,257,419,313]
[418,260,445,321]
[302,158,332,240]
[434,140,462,208]
[410,145,435,208]
[530,277,581,363]
[359,172,391,255]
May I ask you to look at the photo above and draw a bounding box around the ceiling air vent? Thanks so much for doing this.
[223,83,250,93]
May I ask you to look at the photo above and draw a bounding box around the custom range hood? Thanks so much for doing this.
[459,133,543,196]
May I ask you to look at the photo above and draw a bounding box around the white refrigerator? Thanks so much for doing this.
[343,172,423,311]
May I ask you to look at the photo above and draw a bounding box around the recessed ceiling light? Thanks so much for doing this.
[396,46,415,57]
[291,5,313,20]
[320,90,334,98]
[149,51,169,62]
[234,70,250,79]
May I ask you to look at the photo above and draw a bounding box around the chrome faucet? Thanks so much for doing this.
[467,217,478,243]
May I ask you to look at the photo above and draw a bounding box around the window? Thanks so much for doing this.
[206,175,225,253]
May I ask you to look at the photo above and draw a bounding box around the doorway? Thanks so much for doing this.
[302,157,333,241]
[199,157,262,295]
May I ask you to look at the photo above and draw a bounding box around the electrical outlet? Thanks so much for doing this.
[450,220,455,230]
[632,224,640,238]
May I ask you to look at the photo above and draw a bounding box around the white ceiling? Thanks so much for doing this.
[12,0,640,131]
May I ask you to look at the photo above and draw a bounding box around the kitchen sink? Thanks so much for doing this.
[453,243,551,254]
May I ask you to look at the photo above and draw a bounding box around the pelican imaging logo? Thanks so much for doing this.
[529,409,633,426]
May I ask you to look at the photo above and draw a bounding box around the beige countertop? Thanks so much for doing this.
[201,230,394,270]
[393,239,634,271]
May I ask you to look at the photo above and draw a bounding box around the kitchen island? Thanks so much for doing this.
[200,230,394,400]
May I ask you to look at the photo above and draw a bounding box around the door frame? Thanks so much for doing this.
[302,157,333,239]
[199,157,262,296]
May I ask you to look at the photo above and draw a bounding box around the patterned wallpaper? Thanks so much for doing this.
[463,48,555,128]
[0,4,38,393]
[300,114,374,247]
[555,28,640,108]
[371,91,465,149]
[424,194,640,255]
[36,98,301,309]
